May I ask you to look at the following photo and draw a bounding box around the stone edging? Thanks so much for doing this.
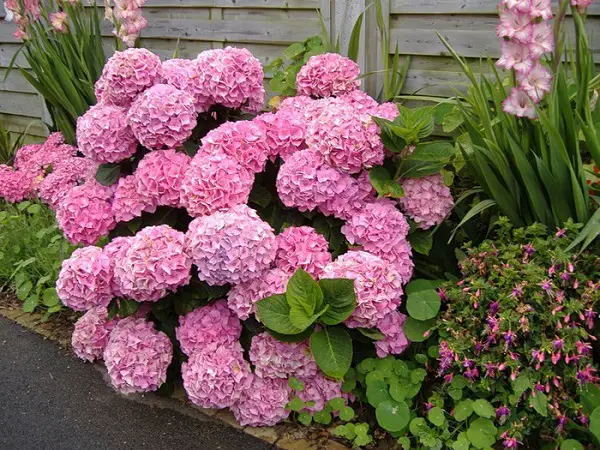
[0,300,348,450]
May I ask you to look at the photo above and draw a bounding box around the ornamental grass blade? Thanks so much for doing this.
[347,11,364,63]
[449,199,497,242]
[567,208,600,253]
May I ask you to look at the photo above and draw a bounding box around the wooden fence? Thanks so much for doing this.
[0,0,598,139]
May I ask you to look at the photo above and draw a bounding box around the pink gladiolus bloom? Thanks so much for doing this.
[528,22,555,59]
[49,12,68,33]
[497,40,534,73]
[503,88,538,118]
[497,9,533,44]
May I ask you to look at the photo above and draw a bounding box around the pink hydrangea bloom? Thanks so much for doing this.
[502,87,537,118]
[274,226,332,277]
[276,149,345,212]
[175,300,242,356]
[103,236,134,298]
[99,48,163,107]
[113,225,192,302]
[0,165,39,202]
[277,95,316,118]
[76,103,138,163]
[201,120,269,173]
[307,101,384,174]
[399,174,454,230]
[71,307,119,362]
[14,132,76,174]
[342,198,410,246]
[186,205,277,286]
[249,332,318,379]
[339,90,379,113]
[318,171,376,220]
[103,317,173,394]
[321,251,403,329]
[112,175,156,223]
[56,180,116,245]
[373,102,400,121]
[38,157,97,209]
[161,58,209,112]
[231,375,291,427]
[297,372,345,412]
[375,311,410,358]
[227,268,291,320]
[134,149,191,208]
[127,84,198,150]
[195,46,265,113]
[252,112,306,161]
[182,342,252,409]
[296,53,360,98]
[12,144,42,170]
[57,246,113,312]
[94,75,108,103]
[180,152,254,217]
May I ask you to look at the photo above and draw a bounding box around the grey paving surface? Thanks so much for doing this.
[0,316,272,450]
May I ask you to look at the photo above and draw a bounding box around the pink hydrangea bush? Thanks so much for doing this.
[274,226,332,277]
[296,53,360,98]
[71,307,119,362]
[134,150,191,208]
[249,332,318,379]
[103,317,173,394]
[231,375,291,427]
[398,174,454,230]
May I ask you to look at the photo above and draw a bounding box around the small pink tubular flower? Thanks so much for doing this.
[57,246,113,312]
[296,53,360,98]
[249,332,318,380]
[127,84,198,150]
[76,103,138,163]
[252,112,306,161]
[307,102,384,174]
[503,87,537,118]
[113,225,192,302]
[180,152,253,217]
[297,372,345,412]
[375,310,410,358]
[99,48,163,107]
[276,149,345,212]
[186,205,277,286]
[38,157,97,209]
[134,149,191,208]
[227,268,291,321]
[103,236,134,298]
[182,342,252,409]
[231,375,291,427]
[274,226,332,277]
[103,317,173,394]
[195,46,265,113]
[318,171,376,220]
[321,251,403,329]
[71,307,119,362]
[56,180,116,245]
[201,120,269,173]
[175,300,242,356]
[112,175,156,223]
[398,174,454,230]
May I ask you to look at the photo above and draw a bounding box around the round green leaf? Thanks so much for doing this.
[410,368,427,384]
[286,397,304,412]
[449,388,463,401]
[327,397,345,411]
[560,440,584,450]
[298,412,312,426]
[454,399,474,422]
[403,317,435,342]
[409,417,429,436]
[427,406,445,427]
[466,418,497,449]
[472,399,495,419]
[366,379,391,407]
[376,400,410,432]
[406,289,441,320]
[313,410,332,425]
[389,381,408,402]
[309,327,352,379]
[288,377,305,391]
[16,280,33,301]
[452,432,471,450]
[581,384,600,415]
[339,406,355,421]
[22,295,39,313]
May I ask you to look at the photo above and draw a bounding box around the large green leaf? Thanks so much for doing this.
[581,384,600,415]
[376,400,410,432]
[403,317,435,342]
[286,269,323,316]
[318,278,356,325]
[409,141,455,162]
[257,294,304,335]
[95,163,121,187]
[466,418,497,449]
[309,327,352,379]
[406,289,441,321]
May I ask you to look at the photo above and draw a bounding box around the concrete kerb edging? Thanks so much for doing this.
[0,302,349,450]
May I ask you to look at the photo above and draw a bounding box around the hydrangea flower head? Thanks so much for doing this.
[99,48,163,106]
[296,53,360,98]
[113,225,192,302]
[321,251,403,328]
[71,307,119,362]
[76,103,138,163]
[176,300,242,356]
[186,205,277,286]
[161,58,209,112]
[56,180,116,245]
[274,226,332,277]
[399,174,454,230]
[231,375,291,427]
[112,175,156,223]
[373,102,400,121]
[249,332,318,379]
[57,246,113,312]
[318,171,376,220]
[182,342,252,409]
[103,317,173,394]
[375,310,409,358]
[0,165,37,203]
[38,157,97,209]
[180,152,254,217]
[252,112,306,161]
[297,372,346,412]
[103,236,134,298]
[127,84,197,150]
[339,89,379,113]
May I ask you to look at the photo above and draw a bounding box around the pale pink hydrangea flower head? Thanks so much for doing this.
[182,341,253,409]
[77,103,138,164]
[134,149,191,208]
[103,236,134,298]
[252,112,307,161]
[14,132,76,174]
[321,251,403,329]
[175,300,242,356]
[339,89,379,114]
[103,317,173,394]
[186,205,277,286]
[56,180,116,245]
[38,157,97,209]
[57,246,113,312]
[98,48,163,107]
[297,372,346,412]
[180,152,254,217]
[249,332,318,380]
[231,375,291,427]
[112,175,156,223]
[127,84,198,150]
[0,165,38,203]
[375,310,410,358]
[71,307,119,362]
[274,226,332,278]
[112,225,191,302]
[296,53,360,98]
[372,102,400,121]
[399,174,454,230]
[318,171,376,220]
